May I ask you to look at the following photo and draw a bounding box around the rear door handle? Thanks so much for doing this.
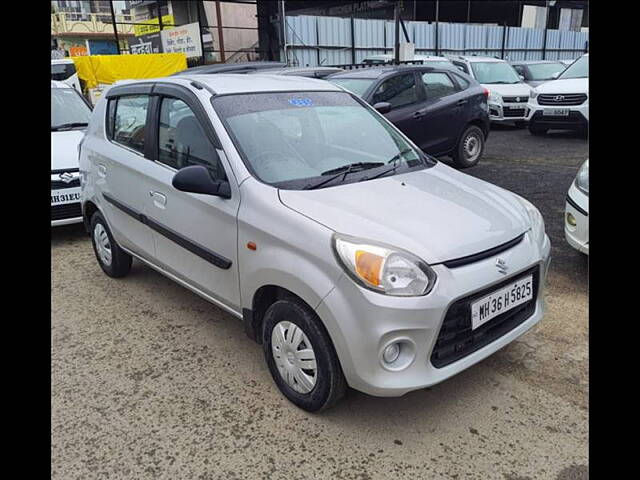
[97,164,107,178]
[457,100,468,106]
[413,110,427,119]
[150,191,167,209]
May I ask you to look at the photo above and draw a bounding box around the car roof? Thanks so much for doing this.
[255,66,344,75]
[510,60,564,65]
[173,61,287,76]
[449,55,505,63]
[117,73,343,95]
[327,64,458,79]
[51,80,72,89]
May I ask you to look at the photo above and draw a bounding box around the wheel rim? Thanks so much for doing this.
[93,223,112,267]
[271,321,317,394]
[463,132,482,162]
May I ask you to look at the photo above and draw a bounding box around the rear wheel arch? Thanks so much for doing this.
[82,200,99,232]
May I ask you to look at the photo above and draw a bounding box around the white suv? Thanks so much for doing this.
[447,55,532,126]
[526,54,588,135]
[80,74,550,411]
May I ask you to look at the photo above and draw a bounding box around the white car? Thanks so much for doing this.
[565,160,588,254]
[526,54,588,135]
[51,58,81,92]
[447,55,532,126]
[51,81,92,226]
[80,73,550,411]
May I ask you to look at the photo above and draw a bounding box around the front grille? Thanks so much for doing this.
[503,108,526,117]
[430,266,540,368]
[503,96,528,103]
[538,93,587,106]
[51,203,81,221]
[51,178,80,189]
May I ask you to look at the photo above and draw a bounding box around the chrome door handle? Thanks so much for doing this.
[97,164,107,178]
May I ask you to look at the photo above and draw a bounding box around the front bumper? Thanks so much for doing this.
[488,101,528,122]
[526,101,589,130]
[316,232,551,397]
[52,173,82,227]
[565,184,589,254]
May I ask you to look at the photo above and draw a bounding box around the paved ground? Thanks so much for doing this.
[52,126,588,480]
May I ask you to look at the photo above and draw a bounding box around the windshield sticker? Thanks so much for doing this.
[288,98,313,107]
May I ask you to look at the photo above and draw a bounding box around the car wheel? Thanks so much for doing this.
[262,298,347,412]
[529,124,548,136]
[452,125,485,169]
[90,211,132,278]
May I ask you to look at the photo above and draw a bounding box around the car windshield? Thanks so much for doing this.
[51,88,92,130]
[558,55,588,79]
[327,78,375,97]
[213,91,431,190]
[470,62,520,84]
[51,62,76,81]
[526,62,566,80]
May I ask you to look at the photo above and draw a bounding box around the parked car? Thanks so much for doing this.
[565,159,588,255]
[51,58,82,92]
[51,80,92,226]
[327,65,490,168]
[510,60,567,87]
[447,55,532,127]
[526,53,588,135]
[80,74,550,412]
[249,66,345,79]
[362,54,455,69]
[172,61,287,75]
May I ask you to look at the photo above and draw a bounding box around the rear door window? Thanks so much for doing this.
[371,73,419,109]
[422,72,458,99]
[111,95,150,154]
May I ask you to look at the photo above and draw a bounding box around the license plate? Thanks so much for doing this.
[51,188,81,206]
[507,104,526,109]
[543,108,569,116]
[471,275,533,330]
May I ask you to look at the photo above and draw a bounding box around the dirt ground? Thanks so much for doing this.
[52,126,588,479]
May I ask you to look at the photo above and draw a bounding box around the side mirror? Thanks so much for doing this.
[373,102,392,114]
[518,75,525,81]
[172,165,231,199]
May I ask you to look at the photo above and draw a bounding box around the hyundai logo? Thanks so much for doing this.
[554,95,565,102]
[496,258,508,275]
[59,172,75,184]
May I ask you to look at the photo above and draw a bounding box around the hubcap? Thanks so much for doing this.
[463,133,482,161]
[271,321,317,394]
[93,223,112,267]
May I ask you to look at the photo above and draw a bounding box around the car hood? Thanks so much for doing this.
[526,80,547,88]
[534,77,588,94]
[482,83,532,97]
[51,130,84,171]
[279,162,531,265]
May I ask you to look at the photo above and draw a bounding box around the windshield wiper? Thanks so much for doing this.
[304,162,384,190]
[359,149,411,182]
[51,122,88,131]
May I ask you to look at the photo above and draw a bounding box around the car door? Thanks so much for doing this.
[418,70,468,154]
[143,84,241,312]
[97,86,155,259]
[368,72,425,145]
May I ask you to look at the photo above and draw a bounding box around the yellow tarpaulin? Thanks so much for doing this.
[72,53,187,89]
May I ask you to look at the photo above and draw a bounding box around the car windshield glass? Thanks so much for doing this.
[470,62,520,84]
[327,78,375,97]
[51,62,76,81]
[51,88,92,130]
[558,55,588,79]
[213,91,431,190]
[526,63,566,80]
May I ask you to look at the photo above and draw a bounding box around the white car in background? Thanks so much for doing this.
[51,80,92,226]
[447,55,532,127]
[526,54,588,135]
[565,160,588,255]
[51,58,82,92]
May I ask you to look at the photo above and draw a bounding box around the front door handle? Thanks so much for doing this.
[457,99,468,106]
[413,110,426,119]
[97,164,107,178]
[150,191,167,209]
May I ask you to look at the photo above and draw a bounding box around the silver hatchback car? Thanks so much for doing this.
[80,74,551,412]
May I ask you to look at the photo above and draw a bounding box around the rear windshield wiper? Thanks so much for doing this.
[304,162,384,190]
[51,122,88,131]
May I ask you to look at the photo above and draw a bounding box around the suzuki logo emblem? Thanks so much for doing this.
[554,95,565,102]
[496,258,508,275]
[58,172,75,184]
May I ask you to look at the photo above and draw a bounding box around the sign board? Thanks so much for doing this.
[160,22,202,59]
[134,14,174,37]
[130,33,162,54]
[70,46,88,57]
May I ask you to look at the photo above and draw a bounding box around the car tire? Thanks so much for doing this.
[262,298,347,412]
[452,125,485,169]
[528,124,548,136]
[90,211,132,278]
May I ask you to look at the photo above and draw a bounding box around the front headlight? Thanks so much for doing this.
[575,159,589,196]
[333,234,437,296]
[519,198,545,245]
[530,89,539,100]
[488,92,502,103]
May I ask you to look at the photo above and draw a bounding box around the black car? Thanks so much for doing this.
[327,65,490,168]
